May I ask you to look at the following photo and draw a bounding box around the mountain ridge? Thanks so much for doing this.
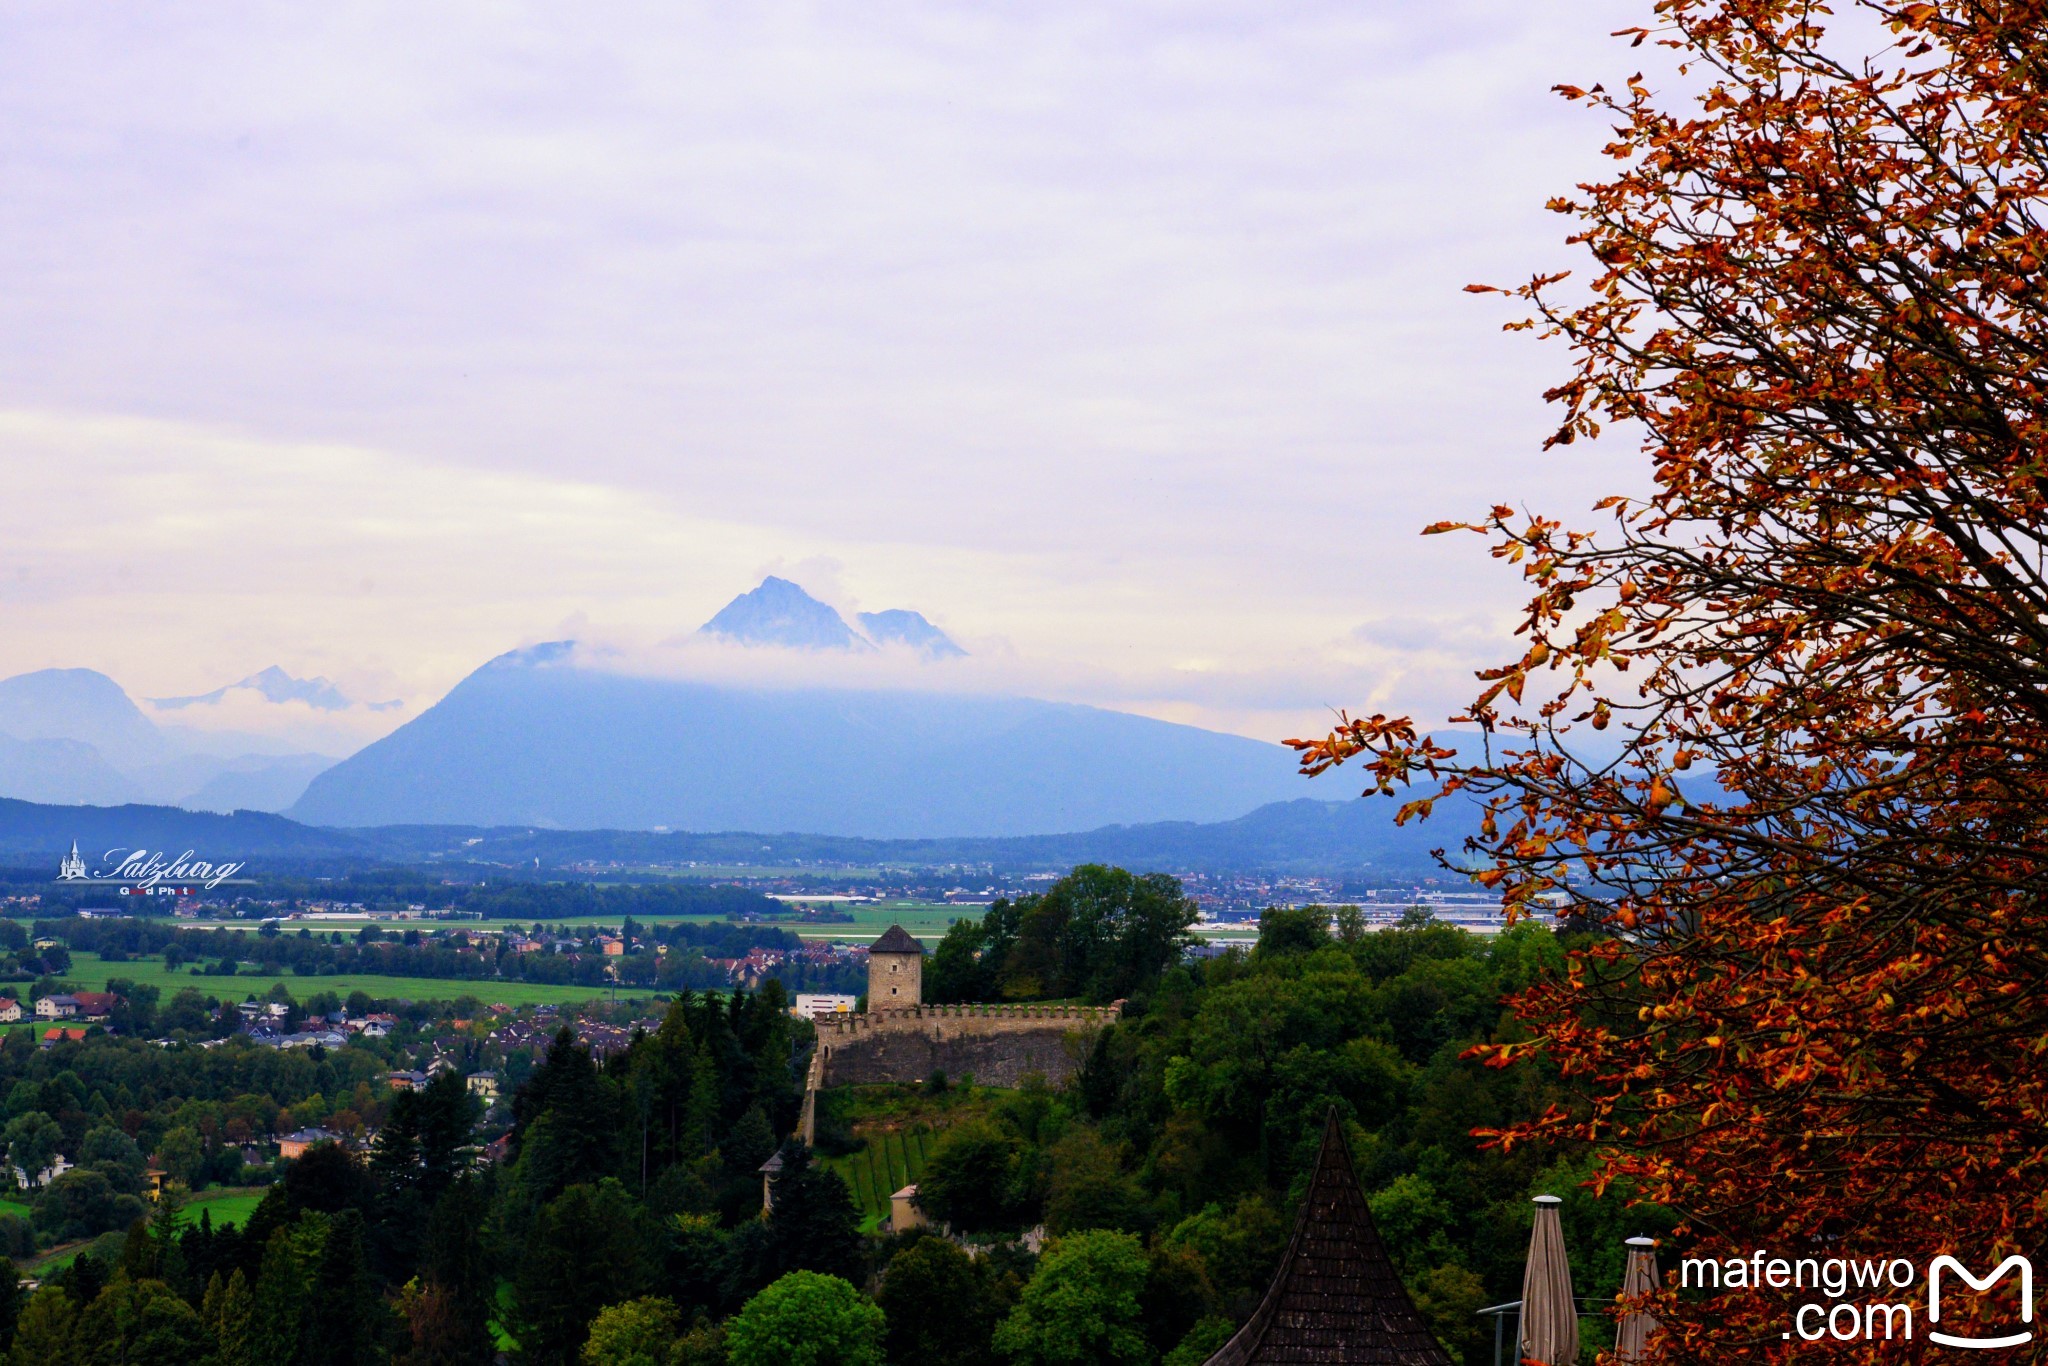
[287,646,1318,837]
[0,793,1469,875]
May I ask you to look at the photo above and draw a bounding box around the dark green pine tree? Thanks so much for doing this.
[300,1209,393,1366]
[414,1178,495,1364]
[512,1029,618,1201]
[511,1180,657,1366]
[758,1143,861,1285]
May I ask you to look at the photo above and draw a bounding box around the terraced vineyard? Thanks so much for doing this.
[825,1126,935,1233]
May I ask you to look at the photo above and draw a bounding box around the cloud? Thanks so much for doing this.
[0,1,1662,744]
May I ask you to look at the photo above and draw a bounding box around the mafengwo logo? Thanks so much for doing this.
[1681,1250,2032,1347]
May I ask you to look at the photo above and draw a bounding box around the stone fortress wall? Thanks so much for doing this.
[799,1000,1123,1143]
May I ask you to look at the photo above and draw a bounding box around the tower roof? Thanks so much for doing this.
[1204,1110,1452,1366]
[868,924,924,956]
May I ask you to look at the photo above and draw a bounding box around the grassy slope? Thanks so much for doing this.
[818,1085,999,1234]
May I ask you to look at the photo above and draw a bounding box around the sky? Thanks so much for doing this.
[0,0,1656,752]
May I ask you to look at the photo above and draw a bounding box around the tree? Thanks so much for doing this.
[512,1181,656,1366]
[68,1277,213,1366]
[79,1124,146,1194]
[0,1260,19,1356]
[580,1297,680,1366]
[994,867,1199,1004]
[154,1127,204,1190]
[754,1145,860,1286]
[1288,2,2048,1359]
[878,1236,998,1366]
[1043,1127,1149,1236]
[924,918,991,1004]
[250,1226,309,1366]
[204,1270,258,1366]
[6,1286,75,1366]
[33,1170,145,1243]
[300,1209,389,1366]
[725,1271,883,1366]
[913,1121,1030,1232]
[993,1229,1153,1366]
[2,1113,60,1189]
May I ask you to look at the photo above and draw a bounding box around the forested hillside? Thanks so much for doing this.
[0,872,1652,1365]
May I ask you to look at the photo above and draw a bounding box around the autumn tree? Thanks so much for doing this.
[1291,1,2048,1359]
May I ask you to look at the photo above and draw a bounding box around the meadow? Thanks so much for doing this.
[172,897,974,945]
[19,1185,272,1274]
[58,952,665,1010]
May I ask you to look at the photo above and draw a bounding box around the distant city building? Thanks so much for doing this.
[793,993,857,1020]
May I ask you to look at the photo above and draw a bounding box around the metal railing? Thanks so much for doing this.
[1475,1297,1608,1366]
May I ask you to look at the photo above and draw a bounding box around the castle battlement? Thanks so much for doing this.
[814,1000,1124,1039]
[799,998,1126,1142]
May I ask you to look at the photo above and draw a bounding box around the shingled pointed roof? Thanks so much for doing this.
[868,924,925,955]
[1205,1110,1453,1366]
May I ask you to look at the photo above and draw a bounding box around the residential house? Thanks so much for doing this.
[71,992,120,1020]
[34,995,79,1020]
[278,1128,342,1160]
[0,999,21,1023]
[466,1071,499,1101]
[39,1027,89,1048]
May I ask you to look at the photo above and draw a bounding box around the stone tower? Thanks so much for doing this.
[866,924,924,1008]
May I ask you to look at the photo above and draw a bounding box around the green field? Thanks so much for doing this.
[58,953,666,1010]
[172,897,976,946]
[0,1196,30,1223]
[186,1185,267,1230]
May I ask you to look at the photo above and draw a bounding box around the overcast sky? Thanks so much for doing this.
[0,0,1655,748]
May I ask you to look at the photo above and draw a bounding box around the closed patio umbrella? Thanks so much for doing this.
[1616,1236,1659,1363]
[1519,1195,1579,1366]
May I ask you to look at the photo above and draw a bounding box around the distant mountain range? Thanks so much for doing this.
[2,577,1340,839]
[152,665,401,713]
[0,793,1474,876]
[0,667,345,812]
[288,638,1317,837]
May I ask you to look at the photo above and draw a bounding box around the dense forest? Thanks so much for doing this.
[0,870,1651,1365]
